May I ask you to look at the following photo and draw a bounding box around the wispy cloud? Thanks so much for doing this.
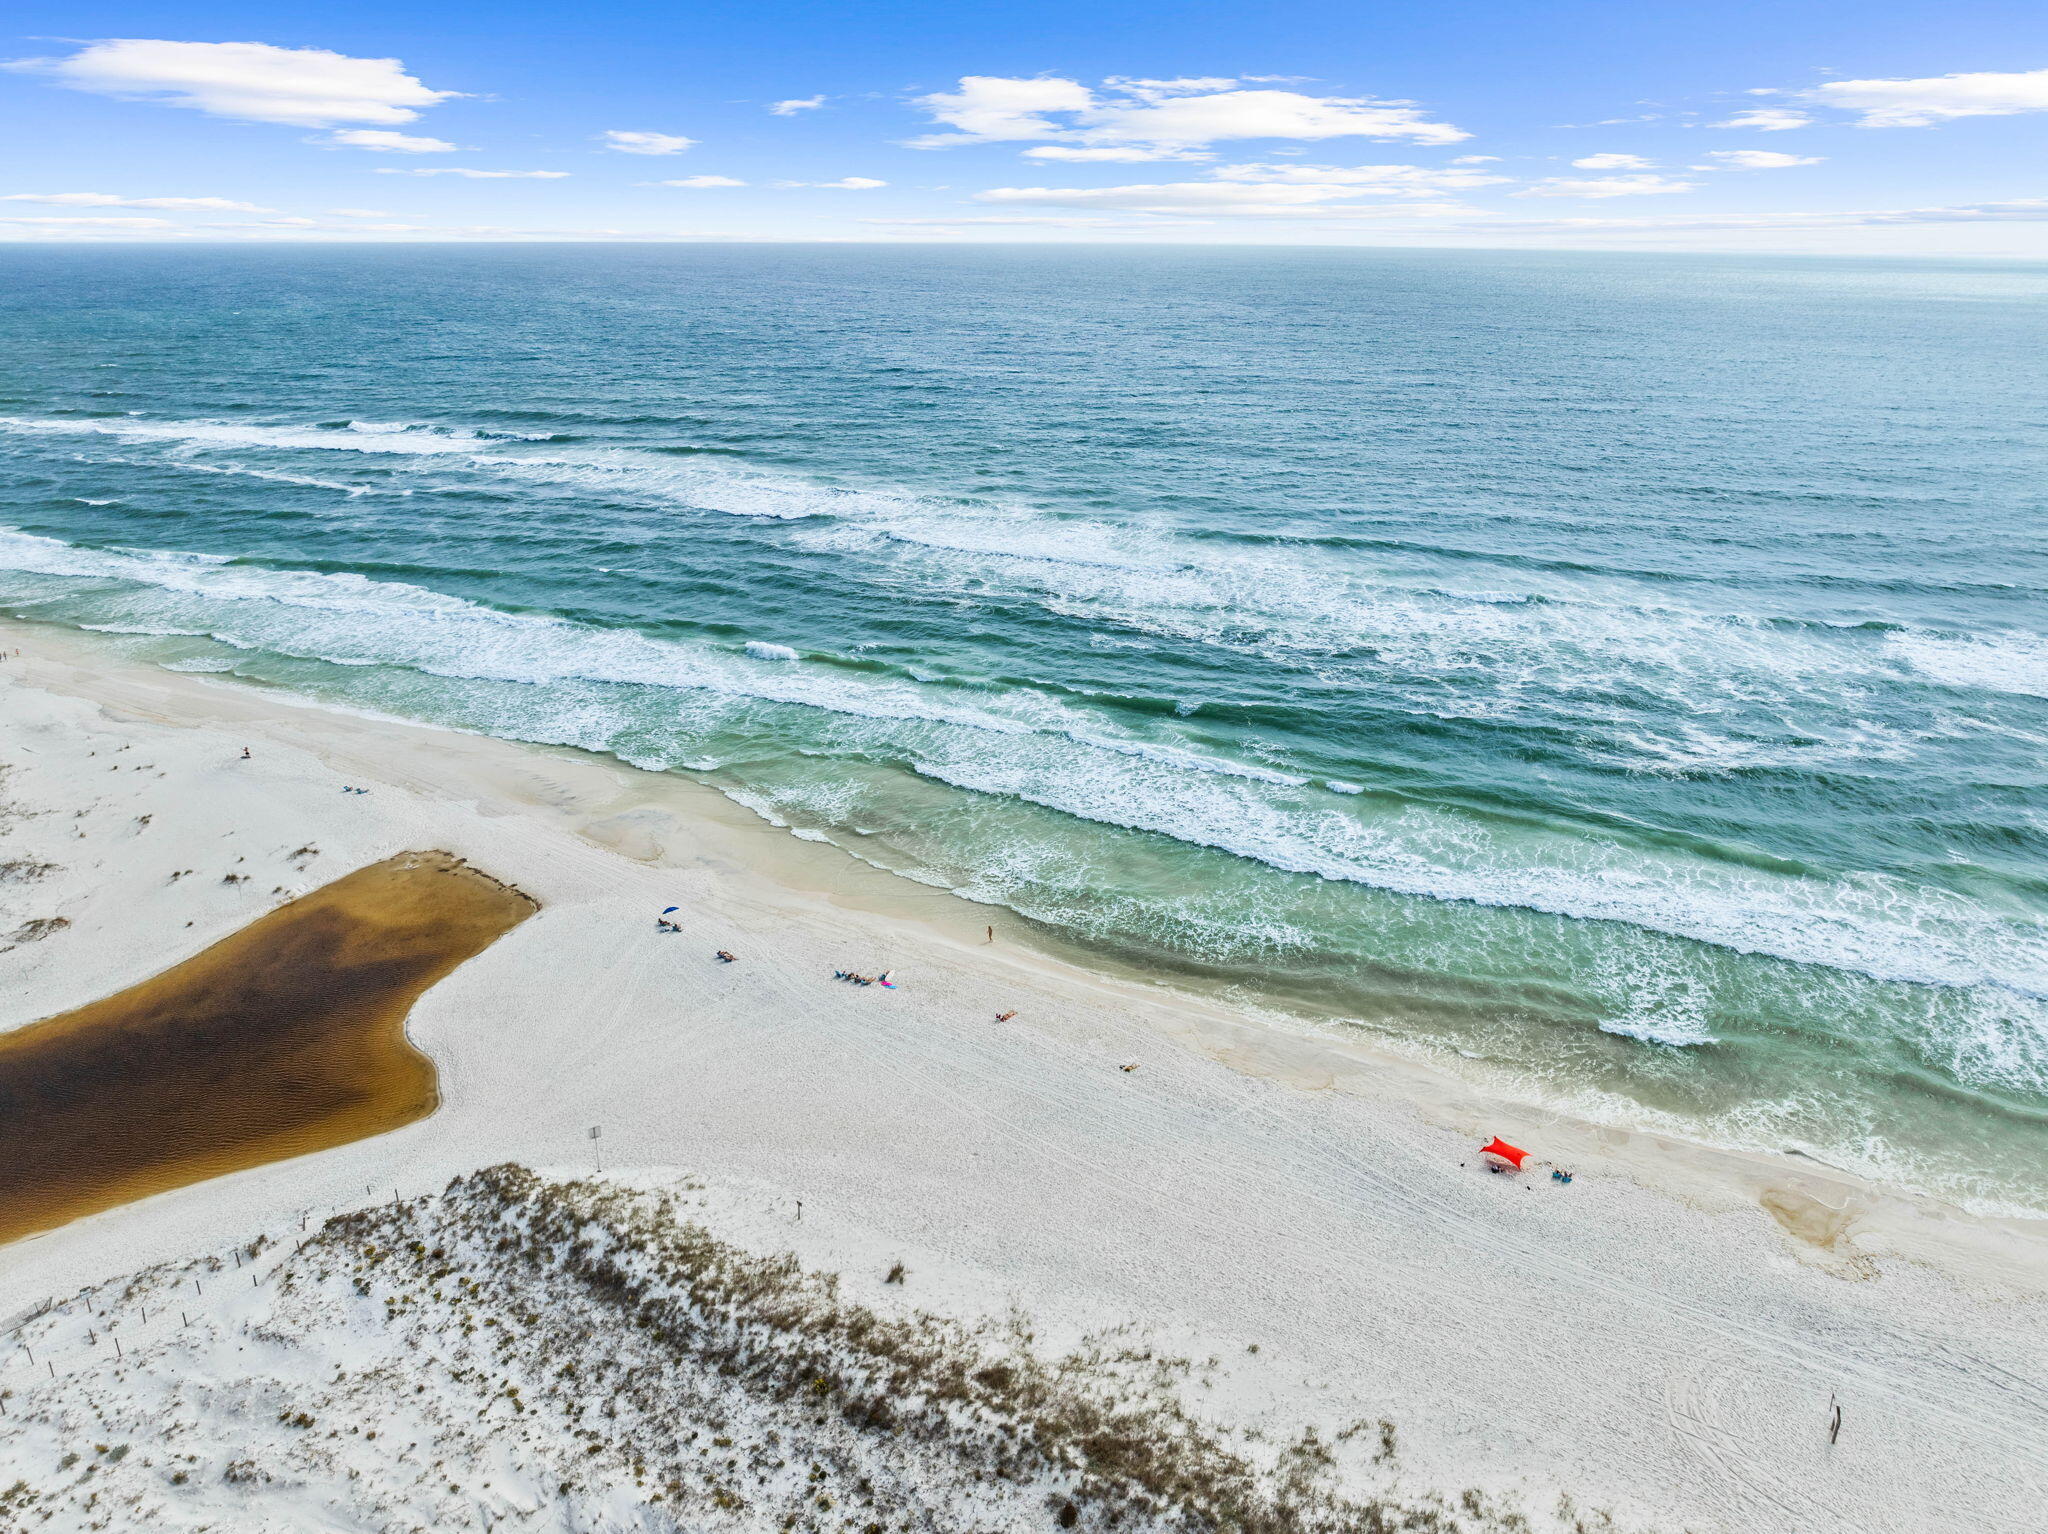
[373,168,570,179]
[600,130,696,155]
[321,129,460,153]
[1696,149,1824,170]
[975,180,1475,217]
[1,191,269,210]
[1712,107,1813,131]
[861,215,1187,229]
[1468,198,2048,233]
[652,176,747,188]
[1515,173,1699,199]
[769,95,826,116]
[1022,145,1213,162]
[0,214,177,228]
[1208,162,1509,193]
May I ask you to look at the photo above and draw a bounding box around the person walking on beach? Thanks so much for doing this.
[1828,1394,1842,1445]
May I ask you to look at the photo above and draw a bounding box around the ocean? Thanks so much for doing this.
[2,244,2043,1211]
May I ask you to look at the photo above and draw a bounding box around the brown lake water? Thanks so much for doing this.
[0,851,537,1245]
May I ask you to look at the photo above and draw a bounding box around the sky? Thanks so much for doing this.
[5,1,2047,253]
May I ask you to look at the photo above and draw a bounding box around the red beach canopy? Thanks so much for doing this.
[1480,1137,1529,1168]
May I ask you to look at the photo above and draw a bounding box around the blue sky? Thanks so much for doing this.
[6,1,2047,251]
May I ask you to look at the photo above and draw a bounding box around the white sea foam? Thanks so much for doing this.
[5,402,2045,1025]
[3,521,2043,1009]
[744,640,800,661]
[1591,949,1718,1047]
[1889,630,2048,699]
[9,414,2037,775]
[0,413,940,523]
[171,459,381,496]
[1597,1015,1715,1047]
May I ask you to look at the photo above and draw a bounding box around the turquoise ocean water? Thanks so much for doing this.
[1,246,2042,1209]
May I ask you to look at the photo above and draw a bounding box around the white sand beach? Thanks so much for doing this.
[2,618,2044,1533]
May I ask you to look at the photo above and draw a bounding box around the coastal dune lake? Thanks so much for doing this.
[0,851,536,1245]
[0,245,2043,1213]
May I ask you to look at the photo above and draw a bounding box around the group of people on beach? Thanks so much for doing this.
[834,968,894,988]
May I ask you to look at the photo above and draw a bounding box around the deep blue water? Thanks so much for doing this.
[2,245,2044,1207]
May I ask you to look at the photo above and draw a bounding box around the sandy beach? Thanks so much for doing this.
[2,616,2044,1533]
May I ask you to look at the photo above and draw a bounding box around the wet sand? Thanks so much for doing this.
[0,851,535,1245]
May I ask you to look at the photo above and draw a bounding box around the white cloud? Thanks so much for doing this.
[1085,87,1467,148]
[601,130,696,155]
[1022,145,1212,162]
[374,168,569,179]
[1803,67,2048,128]
[654,176,746,188]
[1208,162,1510,194]
[1713,107,1813,131]
[1698,149,1824,169]
[978,181,1333,212]
[326,207,393,217]
[0,215,176,228]
[1571,153,1653,169]
[861,215,1186,229]
[1469,198,2048,233]
[1515,173,1699,199]
[323,129,459,153]
[911,76,1098,144]
[776,176,887,189]
[910,75,1466,150]
[769,95,826,116]
[0,191,268,210]
[974,181,1454,217]
[1450,155,1501,164]
[9,39,458,126]
[1099,76,1240,101]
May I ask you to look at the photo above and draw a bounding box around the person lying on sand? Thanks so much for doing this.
[995,1010,1017,1022]
[715,950,736,963]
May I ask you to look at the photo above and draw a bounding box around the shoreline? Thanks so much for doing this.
[3,614,2046,1530]
[4,613,2041,1286]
